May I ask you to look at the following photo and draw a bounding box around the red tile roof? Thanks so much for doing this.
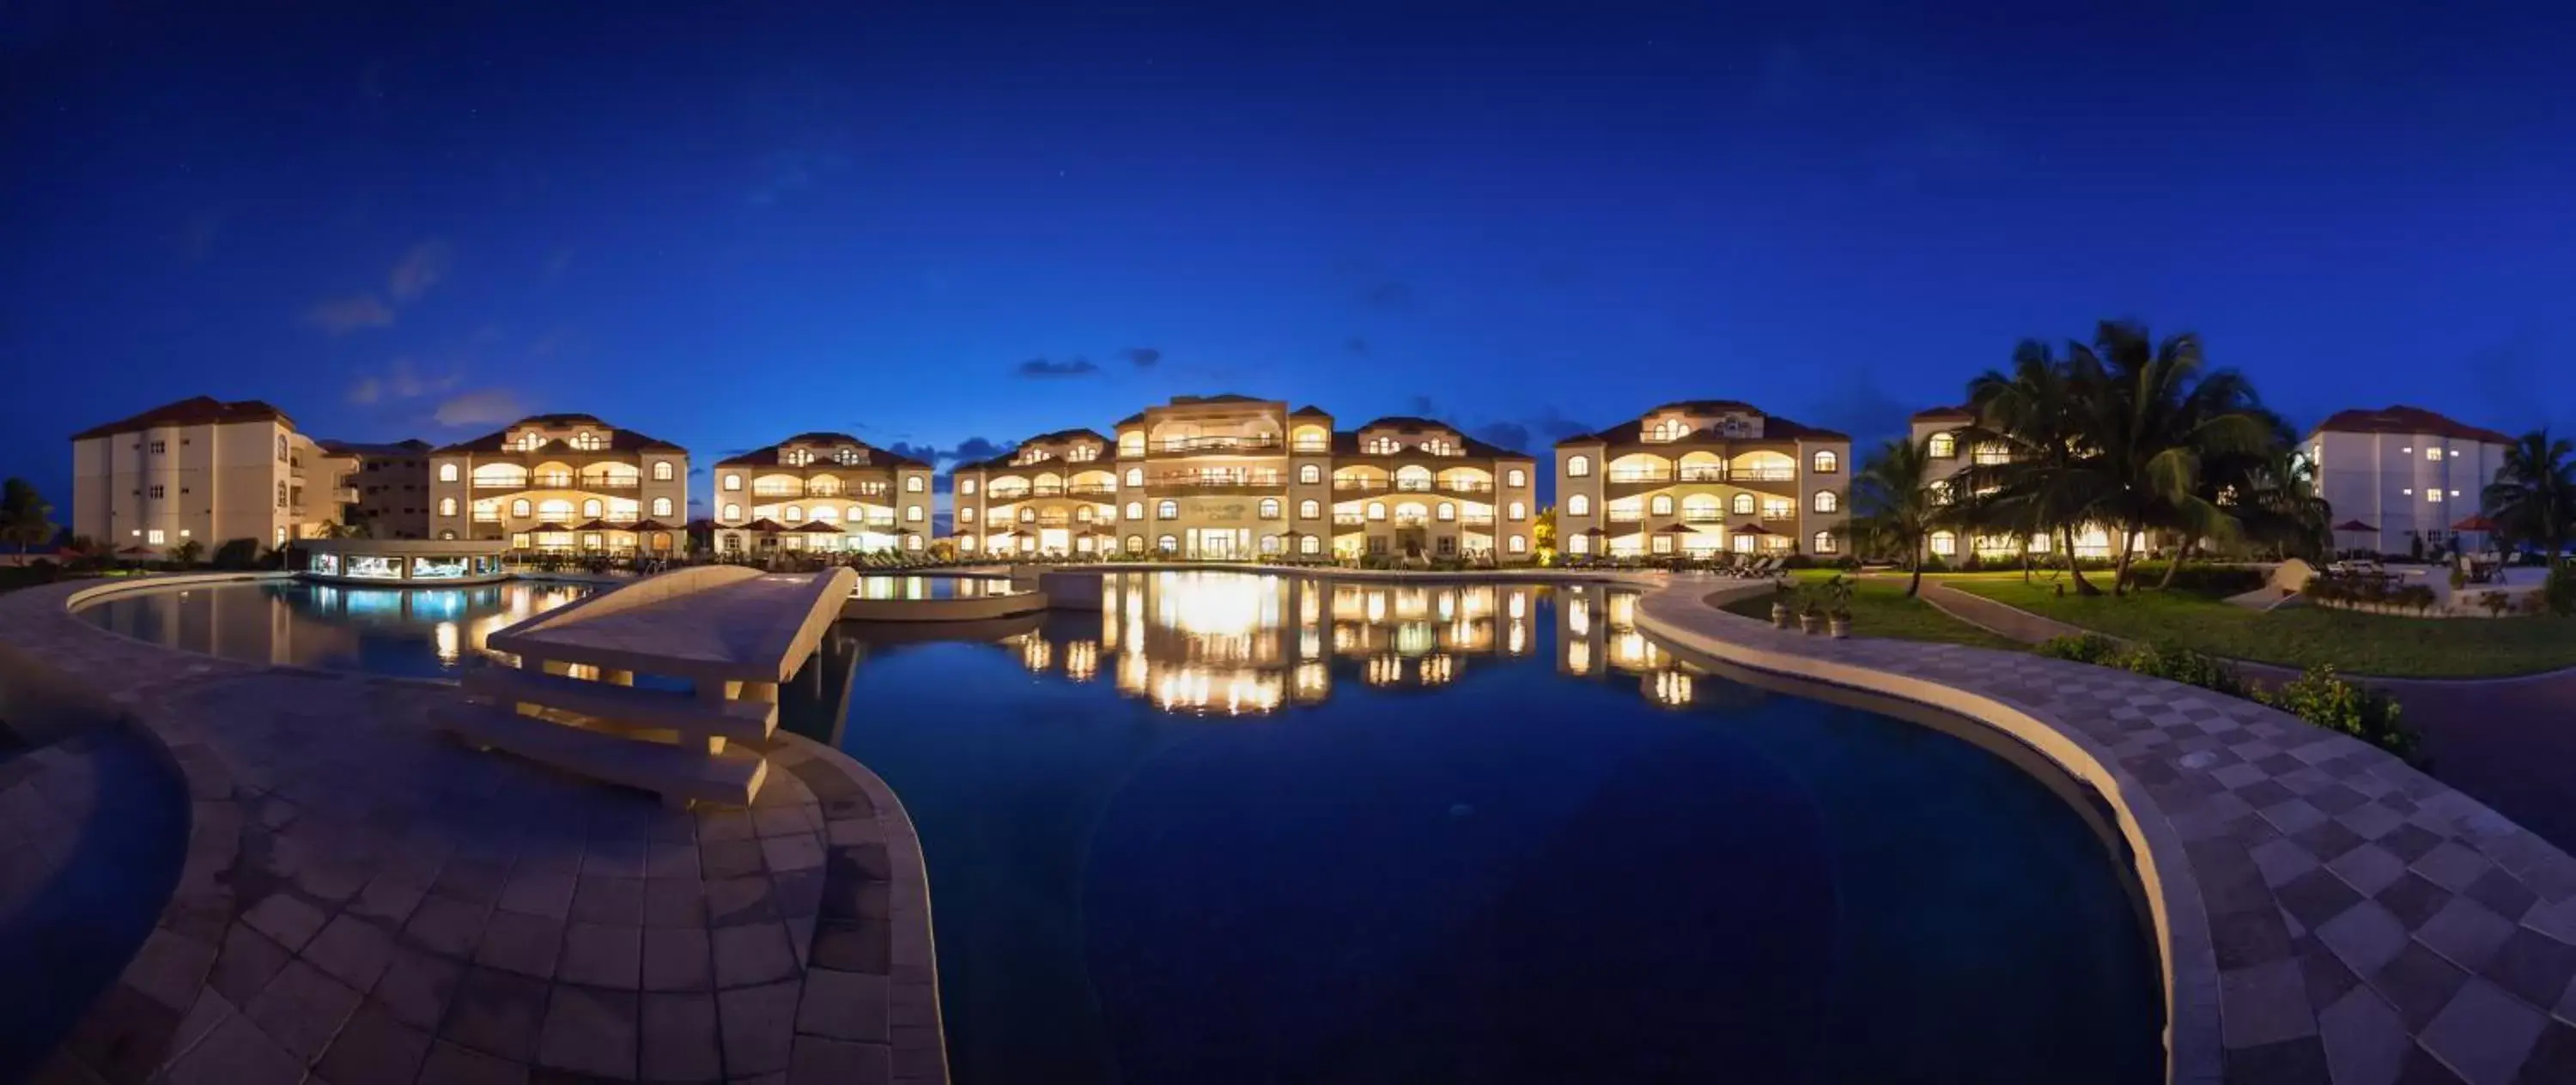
[2309,406,2512,446]
[1911,405,1976,423]
[714,433,928,470]
[71,396,295,440]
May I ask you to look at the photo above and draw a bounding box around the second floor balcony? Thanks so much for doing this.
[1150,435,1282,456]
[1151,471,1283,490]
[1606,510,1645,524]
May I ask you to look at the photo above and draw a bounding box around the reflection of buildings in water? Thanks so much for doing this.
[89,581,588,671]
[1062,639,1098,682]
[1553,584,1697,707]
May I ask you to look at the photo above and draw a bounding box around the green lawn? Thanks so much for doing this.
[1942,574,2576,678]
[1719,570,2026,651]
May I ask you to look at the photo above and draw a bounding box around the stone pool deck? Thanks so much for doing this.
[0,574,945,1084]
[1644,579,2576,1085]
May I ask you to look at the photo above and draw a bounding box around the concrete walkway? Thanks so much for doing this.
[0,575,946,1084]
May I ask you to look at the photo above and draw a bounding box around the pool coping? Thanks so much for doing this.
[0,572,951,1083]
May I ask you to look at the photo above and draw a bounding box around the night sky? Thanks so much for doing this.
[7,2,2575,505]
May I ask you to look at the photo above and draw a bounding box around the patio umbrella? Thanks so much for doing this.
[1732,523,1774,536]
[1656,524,1695,534]
[2333,518,2376,555]
[2451,513,2498,555]
[570,519,617,532]
[792,522,842,534]
[629,519,675,532]
[526,522,574,533]
[1579,526,1607,536]
[117,544,154,557]
[744,518,790,533]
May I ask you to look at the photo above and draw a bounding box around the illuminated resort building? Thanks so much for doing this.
[1552,401,1851,559]
[1909,406,2145,561]
[427,414,691,555]
[710,433,934,555]
[70,396,361,555]
[1553,583,1702,708]
[950,395,1541,561]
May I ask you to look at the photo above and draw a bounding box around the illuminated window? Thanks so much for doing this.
[652,461,674,481]
[1732,494,1754,515]
[1929,530,1958,556]
[438,463,459,482]
[2427,446,2443,462]
[961,508,975,523]
[1299,499,1320,518]
[1437,502,1455,521]
[1299,464,1321,484]
[1157,500,1178,519]
[1125,467,1143,487]
[722,503,741,520]
[906,476,925,493]
[438,498,458,516]
[1973,442,2011,465]
[1814,491,1839,513]
[1567,494,1589,516]
[1567,455,1591,477]
[1651,533,1674,554]
[1569,533,1590,555]
[652,497,673,516]
[570,431,605,451]
[147,529,165,545]
[1301,535,1321,555]
[276,482,287,508]
[1366,436,1400,455]
[784,448,811,466]
[583,499,603,518]
[1762,497,1792,519]
[1157,535,1178,554]
[1649,494,1674,515]
[1509,501,1526,521]
[1812,450,1838,473]
[1120,433,1145,457]
[1814,531,1838,554]
[1125,501,1143,520]
[785,505,804,523]
[277,435,289,461]
[1509,536,1527,554]
[906,506,923,521]
[1260,499,1281,519]
[512,499,532,517]
[1368,501,1388,521]
[1260,534,1282,555]
[1127,535,1144,553]
[1507,469,1527,488]
[1019,507,1035,523]
[2427,490,2443,503]
[1927,433,1956,458]
[723,474,742,491]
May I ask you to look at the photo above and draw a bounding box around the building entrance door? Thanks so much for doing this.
[1039,528,1070,555]
[1196,530,1236,560]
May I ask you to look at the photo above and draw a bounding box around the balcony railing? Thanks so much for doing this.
[1333,514,1366,526]
[1737,467,1796,482]
[1461,514,1495,527]
[1606,511,1645,524]
[750,485,803,498]
[1680,466,1728,482]
[473,478,523,488]
[1023,515,1074,528]
[584,477,640,490]
[1760,512,1796,522]
[1152,473,1282,489]
[1151,435,1281,454]
[1066,482,1116,495]
[1681,512,1725,524]
[1393,516,1430,528]
[862,516,898,530]
[1291,440,1331,454]
[1331,478,1493,494]
[1606,468,1670,483]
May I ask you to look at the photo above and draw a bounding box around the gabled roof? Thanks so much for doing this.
[1643,399,1763,416]
[1018,427,1111,447]
[1290,405,1332,418]
[714,433,927,470]
[434,416,686,455]
[1114,412,1146,428]
[1556,409,1849,447]
[1334,418,1534,461]
[72,396,294,439]
[319,438,433,456]
[1910,405,1976,423]
[2308,406,2513,446]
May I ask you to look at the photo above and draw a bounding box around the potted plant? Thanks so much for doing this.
[1824,575,1854,639]
[1770,582,1794,629]
[1798,592,1826,635]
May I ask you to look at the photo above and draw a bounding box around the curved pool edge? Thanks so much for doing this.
[0,573,954,1083]
[841,591,1050,623]
[1634,577,2576,1085]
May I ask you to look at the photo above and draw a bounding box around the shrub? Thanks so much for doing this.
[2256,665,2418,761]
[2114,641,2251,699]
[2035,633,2124,664]
[2548,566,2576,617]
[2480,591,2513,617]
[2121,561,2266,596]
[211,537,263,569]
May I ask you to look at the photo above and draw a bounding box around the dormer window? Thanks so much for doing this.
[1646,419,1691,442]
[1068,445,1097,462]
[517,433,547,452]
[836,447,865,465]
[1365,437,1400,455]
[568,431,607,452]
[784,448,813,467]
[1422,438,1457,456]
[1013,448,1051,466]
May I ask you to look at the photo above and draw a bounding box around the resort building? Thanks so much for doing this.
[1552,401,1850,559]
[427,414,691,555]
[70,396,360,555]
[319,438,434,539]
[1909,405,2146,562]
[2306,405,2515,556]
[710,433,934,555]
[948,395,1540,561]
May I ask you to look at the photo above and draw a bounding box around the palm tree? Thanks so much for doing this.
[1957,340,2117,595]
[2484,429,2576,564]
[0,477,52,553]
[168,538,206,567]
[1850,436,1945,597]
[2069,322,2275,593]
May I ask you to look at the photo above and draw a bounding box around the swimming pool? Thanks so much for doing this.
[75,578,597,679]
[801,571,2164,1085]
[849,574,1027,601]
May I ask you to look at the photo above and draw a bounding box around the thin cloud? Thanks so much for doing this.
[348,358,459,405]
[433,388,529,427]
[1121,347,1163,368]
[1345,336,1370,356]
[1015,357,1099,379]
[1474,421,1533,452]
[1406,394,1440,417]
[305,295,396,334]
[388,240,453,302]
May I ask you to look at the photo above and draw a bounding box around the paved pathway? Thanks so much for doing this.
[0,575,945,1084]
[1645,579,2576,1085]
[1917,580,2576,862]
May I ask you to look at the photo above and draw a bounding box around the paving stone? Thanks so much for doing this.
[473,910,564,979]
[558,921,643,989]
[241,892,331,952]
[246,958,362,1061]
[441,967,550,1062]
[2318,985,2411,1085]
[536,984,639,1078]
[718,980,801,1076]
[208,923,295,1008]
[2226,1034,2330,1084]
[795,968,892,1044]
[2416,899,2518,974]
[416,1039,523,1085]
[714,922,799,989]
[568,875,645,925]
[2374,942,2475,1032]
[2222,958,2318,1050]
[2482,928,2576,1011]
[306,913,401,991]
[789,1033,892,1085]
[2464,869,2541,924]
[2379,874,2457,932]
[122,929,219,1014]
[2417,843,2500,894]
[2517,1022,2576,1085]
[404,894,493,960]
[761,833,826,873]
[160,1014,302,1085]
[640,992,724,1082]
[2320,901,2413,977]
[2332,844,2414,898]
[2212,907,2296,971]
[315,1002,433,1085]
[2420,979,2543,1085]
[433,858,514,906]
[495,868,576,920]
[708,875,781,927]
[2281,868,2368,930]
[702,840,765,881]
[642,926,714,992]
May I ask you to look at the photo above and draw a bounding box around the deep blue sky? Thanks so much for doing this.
[7,2,2575,504]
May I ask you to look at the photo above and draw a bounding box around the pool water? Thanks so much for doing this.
[849,574,1026,601]
[76,579,596,679]
[798,572,2163,1085]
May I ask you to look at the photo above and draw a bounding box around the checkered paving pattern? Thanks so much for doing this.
[0,576,944,1084]
[1643,579,2576,1085]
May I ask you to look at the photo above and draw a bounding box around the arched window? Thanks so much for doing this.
[1508,501,1527,521]
[1299,464,1321,484]
[812,506,839,522]
[1927,433,1957,458]
[1732,494,1755,515]
[437,497,458,516]
[905,534,922,551]
[1300,535,1321,555]
[438,463,459,482]
[1259,498,1281,519]
[1126,535,1145,553]
[960,478,977,495]
[1814,490,1839,513]
[1569,533,1590,555]
[1077,506,1093,522]
[1814,531,1838,554]
[583,499,604,518]
[785,505,804,523]
[277,435,289,462]
[1125,501,1144,521]
[1120,432,1145,457]
[1367,501,1387,521]
[1649,494,1673,515]
[1157,500,1178,519]
[906,476,925,493]
[961,508,976,523]
[1811,450,1839,474]
[1019,508,1035,523]
[652,497,673,517]
[723,474,743,491]
[1567,494,1589,516]
[1125,468,1143,487]
[722,503,741,520]
[1929,530,1958,556]
[652,461,675,481]
[1299,499,1320,518]
[1509,535,1528,554]
[1437,502,1455,521]
[1567,455,1591,477]
[512,499,532,518]
[1260,534,1282,555]
[1506,469,1527,488]
[906,506,924,521]
[440,530,458,541]
[1157,535,1178,554]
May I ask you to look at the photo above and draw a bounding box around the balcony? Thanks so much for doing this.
[331,486,360,504]
[583,477,641,490]
[1021,514,1075,529]
[1461,514,1495,528]
[750,485,803,498]
[1606,511,1645,524]
[1150,435,1281,455]
[1333,514,1365,527]
[1681,512,1725,524]
[1151,472,1283,491]
[1737,467,1796,482]
[1291,440,1331,455]
[1330,477,1494,495]
[1605,468,1670,483]
[1066,482,1116,495]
